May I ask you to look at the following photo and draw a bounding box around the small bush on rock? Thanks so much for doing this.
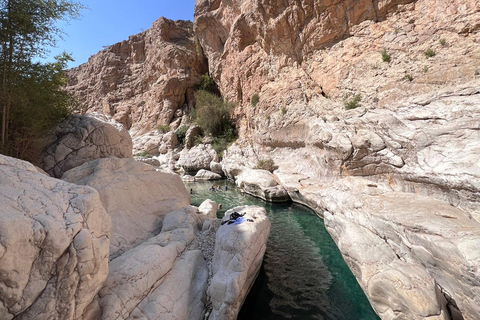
[255,158,275,173]
[135,150,152,158]
[175,125,189,144]
[425,48,436,58]
[251,93,260,107]
[344,94,362,110]
[195,74,217,93]
[194,90,235,136]
[156,124,170,133]
[381,49,391,62]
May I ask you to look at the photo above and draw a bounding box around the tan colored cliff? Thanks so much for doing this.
[66,17,208,138]
[194,0,479,135]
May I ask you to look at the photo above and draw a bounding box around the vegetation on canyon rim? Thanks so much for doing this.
[0,0,84,162]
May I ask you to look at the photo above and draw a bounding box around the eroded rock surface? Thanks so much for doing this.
[0,154,110,320]
[66,17,208,140]
[236,168,290,202]
[208,206,271,320]
[62,157,190,258]
[40,112,133,178]
[84,206,208,320]
[177,144,219,173]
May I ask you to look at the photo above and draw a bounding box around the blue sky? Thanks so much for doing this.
[47,0,195,68]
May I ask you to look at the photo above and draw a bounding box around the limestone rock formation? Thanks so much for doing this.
[195,169,222,181]
[236,168,291,202]
[62,157,190,258]
[208,206,271,320]
[209,161,224,176]
[0,154,110,320]
[177,144,219,173]
[198,199,218,219]
[83,206,208,320]
[40,112,133,178]
[195,0,479,137]
[66,17,208,141]
[320,177,480,320]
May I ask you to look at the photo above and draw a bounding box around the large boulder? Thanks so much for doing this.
[208,206,271,320]
[195,169,222,181]
[40,112,133,178]
[84,207,208,320]
[236,168,290,202]
[198,199,218,219]
[0,155,110,320]
[177,144,219,173]
[62,157,190,258]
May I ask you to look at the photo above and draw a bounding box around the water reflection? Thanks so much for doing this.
[187,181,379,320]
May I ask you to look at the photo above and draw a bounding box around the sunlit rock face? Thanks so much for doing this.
[0,154,110,320]
[40,112,133,178]
[196,1,480,319]
[66,17,208,140]
[62,157,190,259]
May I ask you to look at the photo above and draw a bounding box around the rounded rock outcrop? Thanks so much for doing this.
[40,112,133,178]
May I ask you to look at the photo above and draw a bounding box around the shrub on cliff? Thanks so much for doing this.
[195,74,217,93]
[344,94,362,110]
[175,125,189,144]
[255,158,275,173]
[193,90,236,136]
[251,93,260,106]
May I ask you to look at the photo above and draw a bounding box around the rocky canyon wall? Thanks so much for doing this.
[66,17,208,138]
[62,1,480,319]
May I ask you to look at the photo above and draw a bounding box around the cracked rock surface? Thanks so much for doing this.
[208,206,271,320]
[0,154,110,320]
[40,112,133,178]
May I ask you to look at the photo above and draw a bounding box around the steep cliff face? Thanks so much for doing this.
[194,0,479,134]
[66,17,208,138]
[194,0,480,213]
[195,0,480,319]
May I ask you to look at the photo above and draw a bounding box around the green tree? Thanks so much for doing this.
[0,0,83,158]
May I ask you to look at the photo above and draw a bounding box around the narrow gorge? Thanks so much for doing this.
[1,0,479,319]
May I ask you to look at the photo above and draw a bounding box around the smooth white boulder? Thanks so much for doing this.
[177,144,218,173]
[85,207,207,320]
[198,199,218,219]
[40,112,133,178]
[62,157,190,258]
[236,168,290,202]
[195,169,222,181]
[208,206,271,320]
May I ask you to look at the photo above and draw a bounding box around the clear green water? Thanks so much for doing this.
[186,181,380,320]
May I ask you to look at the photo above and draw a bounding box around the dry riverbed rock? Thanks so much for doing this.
[0,154,110,320]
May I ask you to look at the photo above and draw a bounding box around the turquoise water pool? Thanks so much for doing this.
[186,181,380,320]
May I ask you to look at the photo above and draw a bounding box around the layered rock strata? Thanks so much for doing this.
[40,112,133,178]
[0,154,110,320]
